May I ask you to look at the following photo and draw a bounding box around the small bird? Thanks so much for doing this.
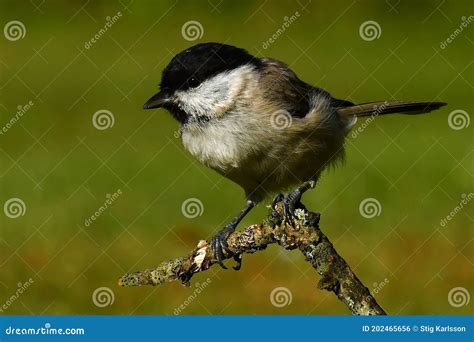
[144,42,446,269]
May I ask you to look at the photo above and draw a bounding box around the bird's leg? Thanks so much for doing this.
[272,192,284,210]
[280,179,316,224]
[211,200,255,270]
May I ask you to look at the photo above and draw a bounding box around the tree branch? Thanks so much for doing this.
[118,203,386,315]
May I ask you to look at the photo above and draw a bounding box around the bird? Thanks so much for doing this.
[143,42,446,270]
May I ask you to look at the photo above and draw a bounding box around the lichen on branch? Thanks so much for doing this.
[118,203,386,315]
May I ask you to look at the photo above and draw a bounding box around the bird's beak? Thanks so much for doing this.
[143,90,170,109]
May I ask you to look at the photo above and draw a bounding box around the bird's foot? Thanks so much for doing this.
[273,180,316,225]
[272,191,302,224]
[282,190,303,224]
[272,193,284,210]
[211,224,242,270]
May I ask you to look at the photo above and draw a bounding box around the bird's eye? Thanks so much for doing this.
[187,77,200,88]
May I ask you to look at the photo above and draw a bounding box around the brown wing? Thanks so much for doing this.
[258,58,357,119]
[258,58,315,118]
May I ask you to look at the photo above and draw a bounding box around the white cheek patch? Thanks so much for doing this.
[174,64,255,119]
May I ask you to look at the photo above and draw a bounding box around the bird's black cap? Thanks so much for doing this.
[159,42,261,93]
[143,43,261,121]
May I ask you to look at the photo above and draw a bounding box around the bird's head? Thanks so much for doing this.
[143,42,261,125]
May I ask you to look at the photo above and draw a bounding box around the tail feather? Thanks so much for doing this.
[338,101,447,118]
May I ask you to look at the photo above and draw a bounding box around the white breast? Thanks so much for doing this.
[174,65,256,121]
[176,64,262,172]
[181,113,253,172]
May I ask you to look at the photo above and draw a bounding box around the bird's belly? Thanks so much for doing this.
[181,114,346,200]
[181,123,247,172]
[225,135,343,200]
[246,147,325,189]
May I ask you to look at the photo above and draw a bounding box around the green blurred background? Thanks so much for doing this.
[0,0,472,315]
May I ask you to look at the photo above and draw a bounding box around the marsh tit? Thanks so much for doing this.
[144,42,446,269]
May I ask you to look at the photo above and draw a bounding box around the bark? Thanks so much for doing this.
[118,203,386,315]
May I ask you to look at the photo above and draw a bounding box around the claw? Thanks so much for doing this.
[211,224,235,270]
[280,180,317,225]
[282,192,299,224]
[212,239,227,269]
[210,200,255,270]
[232,254,242,270]
[272,193,284,210]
